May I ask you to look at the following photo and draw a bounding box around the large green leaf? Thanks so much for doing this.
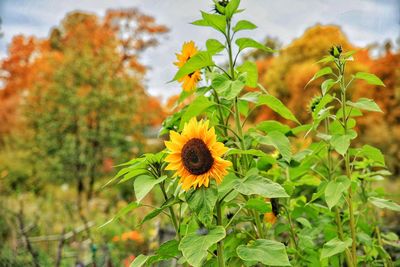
[233,20,257,32]
[237,239,290,266]
[236,38,275,53]
[173,51,214,81]
[324,176,350,209]
[257,94,299,124]
[211,74,245,100]
[179,226,226,267]
[320,237,352,259]
[233,174,288,198]
[201,12,226,33]
[186,186,218,226]
[346,98,382,112]
[180,95,213,128]
[369,197,400,212]
[134,175,167,202]
[237,61,258,87]
[354,72,385,86]
[330,134,351,156]
[147,240,181,265]
[206,39,225,54]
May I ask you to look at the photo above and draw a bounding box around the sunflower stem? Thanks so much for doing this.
[338,59,357,266]
[159,182,180,241]
[225,17,249,171]
[324,106,353,267]
[216,200,225,267]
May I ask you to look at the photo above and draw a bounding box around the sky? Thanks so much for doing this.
[0,0,399,100]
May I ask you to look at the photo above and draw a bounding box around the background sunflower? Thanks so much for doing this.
[174,41,202,92]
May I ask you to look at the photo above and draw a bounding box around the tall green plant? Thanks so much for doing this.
[107,1,400,266]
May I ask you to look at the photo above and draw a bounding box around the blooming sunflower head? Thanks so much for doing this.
[164,118,232,191]
[174,41,201,92]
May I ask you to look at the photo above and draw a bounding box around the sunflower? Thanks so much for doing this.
[174,41,201,92]
[264,198,279,224]
[164,118,231,191]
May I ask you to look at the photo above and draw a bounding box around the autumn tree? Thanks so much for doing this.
[353,44,400,174]
[0,9,168,205]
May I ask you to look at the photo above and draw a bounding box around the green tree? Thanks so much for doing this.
[19,10,167,205]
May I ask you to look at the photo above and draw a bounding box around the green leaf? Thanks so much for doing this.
[180,95,213,128]
[173,51,214,81]
[118,168,149,184]
[217,173,238,201]
[256,120,291,135]
[306,67,333,87]
[99,202,141,228]
[325,176,350,209]
[129,254,149,267]
[312,94,333,119]
[330,134,351,156]
[317,55,335,64]
[252,131,292,162]
[179,226,226,267]
[362,145,385,165]
[257,94,299,124]
[346,98,382,112]
[226,148,274,161]
[236,38,275,53]
[234,174,289,198]
[141,198,179,225]
[238,99,249,116]
[237,239,290,266]
[225,0,240,18]
[201,12,226,33]
[296,217,312,229]
[206,39,225,54]
[233,20,257,32]
[369,197,400,212]
[237,61,258,87]
[186,186,218,226]
[354,72,385,86]
[320,237,352,259]
[211,74,245,100]
[245,198,272,213]
[240,91,260,103]
[191,19,209,27]
[321,78,337,95]
[134,175,167,202]
[148,240,181,265]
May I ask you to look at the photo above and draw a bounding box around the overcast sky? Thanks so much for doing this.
[0,0,399,100]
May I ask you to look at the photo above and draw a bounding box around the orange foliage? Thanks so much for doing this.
[112,230,144,243]
[0,8,168,144]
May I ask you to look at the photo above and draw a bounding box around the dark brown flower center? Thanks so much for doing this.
[181,138,214,175]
